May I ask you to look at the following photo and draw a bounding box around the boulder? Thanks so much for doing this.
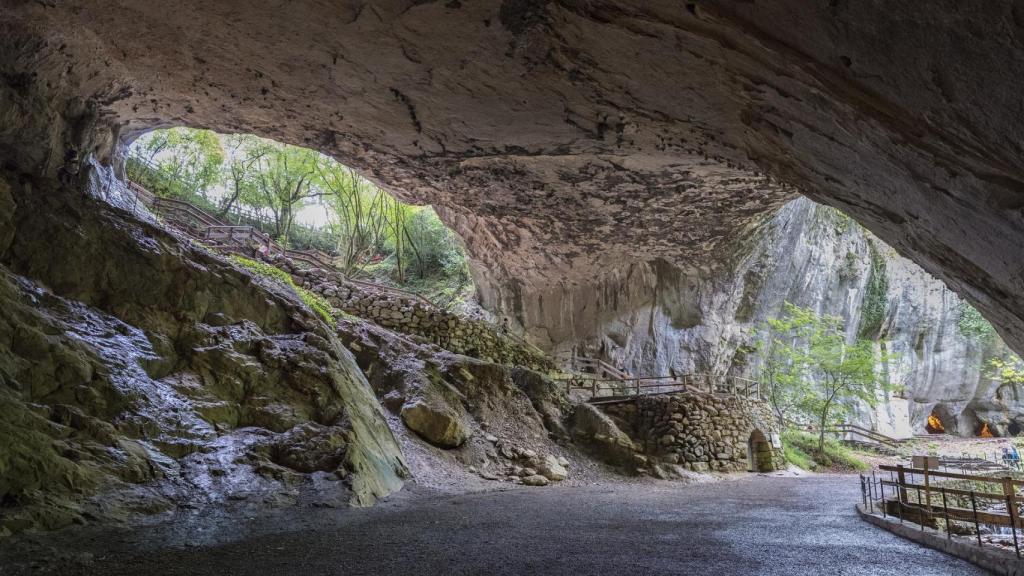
[521,474,549,487]
[538,455,567,481]
[400,391,470,449]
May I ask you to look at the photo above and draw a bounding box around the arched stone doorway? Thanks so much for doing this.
[747,429,774,473]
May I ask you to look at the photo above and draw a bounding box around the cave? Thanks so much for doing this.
[925,408,947,435]
[1,2,1023,574]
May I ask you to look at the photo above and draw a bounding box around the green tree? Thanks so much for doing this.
[986,354,1024,402]
[218,134,269,219]
[754,312,815,429]
[316,158,390,274]
[136,128,224,201]
[247,145,322,245]
[766,303,895,451]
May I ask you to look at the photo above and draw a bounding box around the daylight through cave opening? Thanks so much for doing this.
[123,127,474,306]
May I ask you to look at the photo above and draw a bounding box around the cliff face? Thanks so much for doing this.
[537,198,1020,437]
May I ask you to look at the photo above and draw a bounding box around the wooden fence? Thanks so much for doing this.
[862,464,1024,556]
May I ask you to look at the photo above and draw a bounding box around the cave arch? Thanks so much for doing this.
[3,2,1024,359]
[925,404,957,435]
[747,429,774,473]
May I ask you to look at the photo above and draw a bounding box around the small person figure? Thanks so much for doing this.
[500,317,510,335]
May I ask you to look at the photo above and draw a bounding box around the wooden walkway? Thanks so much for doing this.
[556,355,763,403]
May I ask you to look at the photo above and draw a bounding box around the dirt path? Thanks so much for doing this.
[1,475,990,575]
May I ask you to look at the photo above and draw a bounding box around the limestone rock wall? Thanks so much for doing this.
[548,198,1022,437]
[602,392,785,473]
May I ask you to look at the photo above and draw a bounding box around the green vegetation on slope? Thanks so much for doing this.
[782,429,869,472]
[229,255,335,326]
[130,128,473,305]
[857,241,889,339]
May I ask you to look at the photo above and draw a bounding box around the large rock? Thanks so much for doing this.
[537,454,568,482]
[570,403,639,469]
[400,393,471,449]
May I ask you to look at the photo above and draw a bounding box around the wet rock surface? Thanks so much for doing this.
[0,476,989,576]
[0,171,406,534]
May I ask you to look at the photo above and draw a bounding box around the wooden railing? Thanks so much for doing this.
[830,423,902,449]
[558,355,631,380]
[863,464,1024,555]
[560,372,763,404]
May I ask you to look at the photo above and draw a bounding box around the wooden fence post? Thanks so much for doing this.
[1005,477,1020,527]
[896,464,908,507]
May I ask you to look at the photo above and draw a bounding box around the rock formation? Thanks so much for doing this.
[2,1,1024,356]
[0,170,407,534]
[554,198,1024,437]
[2,0,1024,537]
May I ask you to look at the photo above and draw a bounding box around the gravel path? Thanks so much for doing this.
[2,475,991,575]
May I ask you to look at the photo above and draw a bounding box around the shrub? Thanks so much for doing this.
[781,429,869,472]
[228,255,335,326]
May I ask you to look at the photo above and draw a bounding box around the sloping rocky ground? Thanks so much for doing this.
[0,165,634,537]
[0,169,408,536]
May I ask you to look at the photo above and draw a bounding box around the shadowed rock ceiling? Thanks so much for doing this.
[2,0,1024,348]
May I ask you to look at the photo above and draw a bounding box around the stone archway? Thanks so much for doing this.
[747,429,774,473]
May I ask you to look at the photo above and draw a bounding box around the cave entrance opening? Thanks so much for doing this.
[925,404,957,435]
[747,429,773,473]
[123,127,474,306]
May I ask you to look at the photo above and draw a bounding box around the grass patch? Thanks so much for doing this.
[781,429,869,472]
[229,255,335,326]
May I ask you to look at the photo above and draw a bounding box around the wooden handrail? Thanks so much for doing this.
[879,464,1024,486]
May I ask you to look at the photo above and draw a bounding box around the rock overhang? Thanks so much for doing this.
[2,0,1024,350]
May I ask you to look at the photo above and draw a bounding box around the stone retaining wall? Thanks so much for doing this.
[602,392,785,473]
[263,254,553,371]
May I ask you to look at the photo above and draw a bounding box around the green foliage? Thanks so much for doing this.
[403,208,470,283]
[986,354,1024,401]
[131,128,224,203]
[131,128,472,300]
[228,255,335,326]
[956,301,996,343]
[838,251,859,281]
[857,242,889,339]
[782,429,869,472]
[761,302,896,452]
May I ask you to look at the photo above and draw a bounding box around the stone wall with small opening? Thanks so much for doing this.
[601,392,785,473]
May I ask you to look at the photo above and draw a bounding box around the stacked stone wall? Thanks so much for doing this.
[602,392,785,472]
[262,255,553,371]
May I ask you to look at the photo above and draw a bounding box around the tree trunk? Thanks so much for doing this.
[818,398,832,453]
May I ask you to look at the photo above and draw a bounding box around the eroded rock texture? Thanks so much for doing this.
[558,198,1024,436]
[0,171,407,534]
[1,1,1023,354]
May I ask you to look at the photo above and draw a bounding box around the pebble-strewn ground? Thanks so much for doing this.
[0,475,990,575]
